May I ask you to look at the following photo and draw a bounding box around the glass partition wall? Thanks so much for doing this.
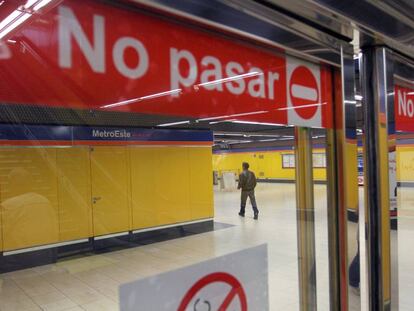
[0,1,356,310]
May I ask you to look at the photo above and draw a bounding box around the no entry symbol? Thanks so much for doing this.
[177,272,248,311]
[289,65,319,120]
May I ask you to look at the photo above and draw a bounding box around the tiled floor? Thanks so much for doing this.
[0,183,413,310]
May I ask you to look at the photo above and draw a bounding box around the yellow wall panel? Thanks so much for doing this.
[274,151,296,179]
[90,147,129,236]
[0,148,59,251]
[0,142,215,250]
[154,147,191,225]
[346,143,359,211]
[189,147,214,220]
[57,147,92,241]
[129,147,158,229]
[213,152,259,177]
[212,146,414,183]
[213,148,327,181]
[397,146,414,182]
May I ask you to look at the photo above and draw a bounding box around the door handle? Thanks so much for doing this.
[92,197,101,204]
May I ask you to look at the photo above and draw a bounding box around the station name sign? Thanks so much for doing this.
[395,85,414,132]
[0,0,333,128]
[0,124,213,146]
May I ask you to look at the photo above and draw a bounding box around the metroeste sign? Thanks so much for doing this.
[395,85,414,132]
[0,0,333,128]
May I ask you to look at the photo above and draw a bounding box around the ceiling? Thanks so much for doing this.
[261,0,414,59]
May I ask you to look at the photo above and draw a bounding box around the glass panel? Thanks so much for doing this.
[0,1,335,310]
[312,129,330,310]
[397,135,414,310]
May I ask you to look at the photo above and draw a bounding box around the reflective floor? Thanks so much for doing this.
[0,183,413,310]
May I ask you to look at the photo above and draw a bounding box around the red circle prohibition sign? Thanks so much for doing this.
[177,272,248,311]
[289,65,319,120]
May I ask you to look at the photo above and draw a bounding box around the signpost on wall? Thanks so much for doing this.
[119,244,268,311]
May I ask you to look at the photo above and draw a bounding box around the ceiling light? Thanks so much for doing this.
[231,121,284,126]
[197,72,261,88]
[157,120,190,127]
[24,0,38,8]
[0,10,21,31]
[102,89,182,109]
[33,0,53,11]
[0,12,31,39]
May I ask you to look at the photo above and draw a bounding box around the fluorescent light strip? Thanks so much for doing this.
[33,0,53,10]
[158,120,190,127]
[214,133,245,136]
[0,12,31,39]
[197,110,267,122]
[24,0,39,8]
[197,71,261,88]
[228,110,268,118]
[198,115,230,122]
[259,139,278,142]
[102,97,141,108]
[102,89,182,109]
[277,102,326,111]
[231,120,285,126]
[248,134,280,137]
[209,119,236,124]
[344,100,357,104]
[229,140,253,144]
[0,10,21,31]
[214,133,280,138]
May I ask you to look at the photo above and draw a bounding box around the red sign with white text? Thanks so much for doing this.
[0,0,333,128]
[395,85,414,132]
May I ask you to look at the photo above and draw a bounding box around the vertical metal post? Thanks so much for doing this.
[360,46,396,310]
[326,46,359,311]
[326,127,340,308]
[295,126,317,311]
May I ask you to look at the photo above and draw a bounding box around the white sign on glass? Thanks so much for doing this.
[120,244,269,311]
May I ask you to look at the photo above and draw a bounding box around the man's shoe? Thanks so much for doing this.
[238,212,245,217]
[254,213,258,220]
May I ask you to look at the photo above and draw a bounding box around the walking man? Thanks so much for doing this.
[238,162,259,220]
